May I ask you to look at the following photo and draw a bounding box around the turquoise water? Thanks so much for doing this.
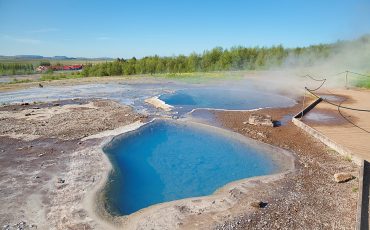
[0,83,295,115]
[159,88,296,113]
[103,120,279,215]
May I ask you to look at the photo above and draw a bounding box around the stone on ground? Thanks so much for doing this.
[248,114,274,127]
[333,172,354,183]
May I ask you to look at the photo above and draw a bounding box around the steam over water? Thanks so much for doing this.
[0,79,296,115]
[0,76,298,216]
[159,87,296,114]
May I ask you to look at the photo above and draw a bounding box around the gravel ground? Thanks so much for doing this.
[0,97,359,229]
[0,99,145,140]
[213,100,359,230]
[0,99,145,229]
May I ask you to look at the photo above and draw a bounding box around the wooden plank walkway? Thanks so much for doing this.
[302,88,370,161]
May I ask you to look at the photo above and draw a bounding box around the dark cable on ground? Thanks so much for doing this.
[303,71,370,134]
[337,100,370,134]
[305,88,370,112]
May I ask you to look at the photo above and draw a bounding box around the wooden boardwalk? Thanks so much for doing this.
[302,88,370,161]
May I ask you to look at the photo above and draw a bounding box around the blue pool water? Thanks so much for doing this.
[159,88,296,113]
[103,120,279,215]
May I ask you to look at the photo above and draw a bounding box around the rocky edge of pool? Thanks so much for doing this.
[0,84,358,230]
[95,118,296,228]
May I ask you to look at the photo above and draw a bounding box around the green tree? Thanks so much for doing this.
[39,61,51,66]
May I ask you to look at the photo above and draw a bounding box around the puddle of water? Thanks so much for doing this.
[103,120,279,215]
[274,114,294,126]
[0,74,40,83]
[0,78,11,83]
[0,82,296,116]
[303,112,336,122]
[320,94,344,102]
[185,109,219,126]
[0,83,177,114]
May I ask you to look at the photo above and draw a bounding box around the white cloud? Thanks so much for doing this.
[0,35,41,44]
[28,28,60,33]
[96,36,111,40]
[14,38,41,44]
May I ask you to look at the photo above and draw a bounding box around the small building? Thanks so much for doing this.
[36,65,49,72]
[36,64,83,72]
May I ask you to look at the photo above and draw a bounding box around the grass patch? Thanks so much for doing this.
[353,73,370,89]
[325,147,338,154]
[8,78,33,84]
[355,78,370,89]
[153,71,245,84]
[344,155,352,162]
[40,73,84,81]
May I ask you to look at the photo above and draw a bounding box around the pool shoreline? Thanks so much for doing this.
[0,75,360,229]
[89,118,297,229]
[0,95,359,229]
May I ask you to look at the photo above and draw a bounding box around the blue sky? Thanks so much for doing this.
[0,0,370,58]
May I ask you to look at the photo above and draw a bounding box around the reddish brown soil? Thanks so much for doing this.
[213,100,359,229]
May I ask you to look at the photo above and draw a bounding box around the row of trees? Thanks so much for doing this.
[0,61,64,75]
[0,63,34,75]
[81,44,335,77]
[1,35,367,77]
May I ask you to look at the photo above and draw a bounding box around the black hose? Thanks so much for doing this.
[306,88,370,112]
[337,100,370,133]
[303,71,370,134]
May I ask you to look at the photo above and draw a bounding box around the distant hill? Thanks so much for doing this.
[52,56,76,60]
[15,55,44,59]
[0,55,113,61]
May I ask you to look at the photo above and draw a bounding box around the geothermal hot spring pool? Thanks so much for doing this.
[103,120,280,215]
[159,88,295,113]
[0,81,296,216]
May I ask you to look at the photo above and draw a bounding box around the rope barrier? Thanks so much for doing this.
[300,89,306,120]
[346,71,370,78]
[302,70,370,134]
[303,74,326,91]
[305,88,370,112]
[302,74,327,82]
[337,100,370,134]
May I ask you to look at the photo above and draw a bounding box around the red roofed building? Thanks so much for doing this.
[36,64,83,72]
